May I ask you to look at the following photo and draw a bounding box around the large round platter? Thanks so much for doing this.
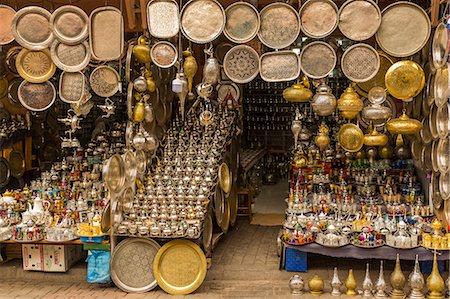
[50,40,90,72]
[299,0,338,39]
[260,51,300,82]
[16,48,56,83]
[338,0,381,41]
[431,172,442,208]
[258,3,300,49]
[385,61,425,100]
[135,150,147,176]
[123,150,137,185]
[421,143,433,171]
[101,202,110,233]
[338,123,364,153]
[5,46,22,76]
[180,0,225,44]
[8,150,25,179]
[18,80,56,112]
[217,81,240,104]
[341,43,380,83]
[147,0,180,39]
[150,41,177,69]
[300,41,336,79]
[432,23,449,69]
[0,158,10,189]
[433,66,448,107]
[89,65,120,98]
[375,1,430,57]
[0,5,16,45]
[202,211,213,252]
[12,6,53,50]
[59,71,85,103]
[218,162,231,194]
[89,6,124,61]
[214,185,225,228]
[440,171,450,201]
[50,5,89,44]
[420,117,432,145]
[411,138,422,161]
[437,138,449,174]
[224,2,260,44]
[111,238,160,293]
[153,239,207,295]
[103,154,125,193]
[223,45,259,84]
[437,103,449,139]
[355,52,395,97]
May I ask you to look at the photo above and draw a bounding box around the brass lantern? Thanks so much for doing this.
[315,123,330,150]
[386,109,422,135]
[283,76,313,103]
[337,85,364,119]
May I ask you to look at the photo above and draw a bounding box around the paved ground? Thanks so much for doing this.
[0,220,446,298]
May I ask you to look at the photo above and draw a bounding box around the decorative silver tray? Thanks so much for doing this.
[89,6,124,61]
[433,66,448,107]
[223,45,259,84]
[147,0,179,39]
[299,0,338,39]
[111,238,160,293]
[341,43,380,83]
[258,3,300,49]
[338,0,381,41]
[123,150,137,186]
[432,23,449,69]
[150,41,177,68]
[59,71,85,103]
[0,5,16,45]
[50,5,89,44]
[299,41,336,79]
[180,0,225,44]
[50,40,91,72]
[89,65,120,98]
[12,6,54,50]
[259,51,300,82]
[224,1,260,44]
[18,80,56,112]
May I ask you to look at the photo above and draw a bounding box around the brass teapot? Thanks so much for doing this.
[133,36,151,64]
[337,85,363,119]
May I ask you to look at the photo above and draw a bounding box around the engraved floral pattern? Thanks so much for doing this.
[223,45,259,83]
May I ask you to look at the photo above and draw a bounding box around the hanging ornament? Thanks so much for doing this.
[183,48,198,98]
[145,71,156,93]
[202,44,220,86]
[132,35,151,64]
[315,123,330,150]
[311,82,337,116]
[337,85,364,119]
[283,75,312,103]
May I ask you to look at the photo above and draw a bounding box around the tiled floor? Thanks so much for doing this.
[252,181,288,215]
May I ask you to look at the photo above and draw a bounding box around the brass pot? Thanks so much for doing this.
[308,275,324,295]
[133,36,151,64]
[364,127,388,146]
[337,86,364,119]
[386,110,422,135]
[361,104,392,122]
[283,77,312,103]
[379,144,394,159]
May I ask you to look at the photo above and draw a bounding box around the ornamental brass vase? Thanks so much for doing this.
[386,110,422,135]
[390,253,406,299]
[408,255,425,299]
[426,251,445,299]
[346,269,357,296]
[308,275,324,295]
[337,85,364,119]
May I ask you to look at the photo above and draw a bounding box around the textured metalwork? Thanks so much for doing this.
[12,6,54,50]
[338,0,380,41]
[147,0,179,39]
[385,61,425,100]
[0,5,16,45]
[50,5,89,44]
[103,154,125,193]
[224,2,260,44]
[300,41,336,79]
[260,51,300,82]
[299,0,338,38]
[341,43,380,83]
[432,23,449,69]
[59,71,85,103]
[150,41,177,68]
[50,40,90,72]
[89,65,120,98]
[355,51,394,97]
[258,3,300,49]
[338,123,364,153]
[180,0,225,44]
[16,48,56,83]
[18,80,56,112]
[223,45,259,84]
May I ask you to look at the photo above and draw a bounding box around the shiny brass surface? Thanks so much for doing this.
[386,111,422,135]
[338,123,364,153]
[385,60,425,100]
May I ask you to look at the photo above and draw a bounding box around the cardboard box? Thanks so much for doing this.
[22,244,84,272]
[22,244,44,271]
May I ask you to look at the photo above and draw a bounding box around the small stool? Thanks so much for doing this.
[237,187,253,221]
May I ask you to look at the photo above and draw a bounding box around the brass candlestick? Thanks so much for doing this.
[390,254,406,299]
[346,269,357,296]
[426,251,445,299]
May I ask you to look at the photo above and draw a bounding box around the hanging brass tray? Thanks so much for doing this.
[111,238,160,293]
[89,65,120,98]
[123,150,137,186]
[150,41,177,69]
[420,117,432,145]
[260,51,300,82]
[439,171,450,201]
[89,6,124,61]
[135,149,147,177]
[300,41,336,79]
[411,138,422,161]
[341,43,380,83]
[18,80,56,112]
[50,5,89,45]
[12,6,53,50]
[202,210,213,252]
[431,172,441,208]
[153,240,207,295]
[16,48,56,83]
[429,104,439,140]
[338,0,380,41]
[421,143,433,171]
[338,123,364,153]
[9,150,25,178]
[436,102,449,139]
[147,0,179,39]
[59,71,85,104]
[375,1,430,57]
[180,0,225,44]
[299,0,338,39]
[214,184,225,229]
[385,60,425,100]
[258,2,300,49]
[100,202,110,233]
[218,162,231,194]
[224,1,260,44]
[432,23,449,69]
[50,40,90,72]
[102,154,125,193]
[223,45,260,84]
[0,5,16,45]
[433,66,448,107]
[437,138,449,174]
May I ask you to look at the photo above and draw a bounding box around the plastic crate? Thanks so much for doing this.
[80,236,105,243]
[285,246,307,272]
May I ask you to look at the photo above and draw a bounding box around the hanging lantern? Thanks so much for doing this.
[283,76,312,103]
[337,85,363,119]
[311,83,336,116]
[314,123,330,150]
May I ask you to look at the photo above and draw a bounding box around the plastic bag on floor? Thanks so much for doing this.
[86,250,111,283]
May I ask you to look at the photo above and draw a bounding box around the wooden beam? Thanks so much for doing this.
[431,0,440,27]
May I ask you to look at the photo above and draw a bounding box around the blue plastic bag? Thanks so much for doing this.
[86,250,111,283]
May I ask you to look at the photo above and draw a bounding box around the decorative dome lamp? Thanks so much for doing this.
[386,109,422,153]
[283,75,313,103]
[311,82,336,116]
[337,85,363,119]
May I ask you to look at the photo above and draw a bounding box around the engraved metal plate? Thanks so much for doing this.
[50,40,90,72]
[260,51,300,82]
[299,0,338,39]
[224,2,260,44]
[338,0,381,41]
[59,71,85,103]
[12,6,53,50]
[89,65,120,98]
[150,41,177,68]
[180,0,225,44]
[16,48,56,83]
[147,0,179,39]
[299,41,336,79]
[433,66,449,107]
[18,80,56,111]
[89,6,124,61]
[0,5,16,45]
[258,3,300,49]
[50,5,89,45]
[341,43,380,83]
[432,23,449,69]
[376,1,430,57]
[111,238,160,293]
[9,150,25,178]
[103,154,125,193]
[223,45,259,84]
[355,51,395,97]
